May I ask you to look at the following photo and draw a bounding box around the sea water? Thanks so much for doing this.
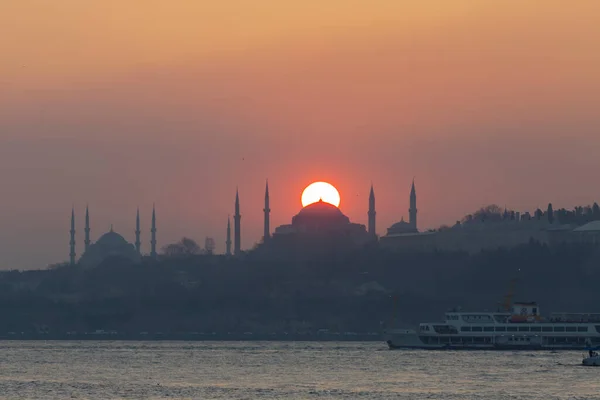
[0,341,596,399]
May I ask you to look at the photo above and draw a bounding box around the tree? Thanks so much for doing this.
[463,204,506,223]
[47,262,71,270]
[593,203,600,220]
[547,203,554,224]
[162,237,202,257]
[204,237,216,255]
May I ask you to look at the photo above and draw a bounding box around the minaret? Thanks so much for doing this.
[263,180,270,243]
[150,205,157,259]
[135,208,141,255]
[69,207,76,266]
[226,216,232,256]
[234,188,241,255]
[368,184,376,235]
[84,205,90,253]
[409,179,417,231]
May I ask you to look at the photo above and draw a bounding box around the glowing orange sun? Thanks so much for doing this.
[301,182,341,208]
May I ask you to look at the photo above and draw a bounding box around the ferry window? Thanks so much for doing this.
[578,327,588,332]
[566,327,577,332]
[461,327,471,332]
[542,326,552,332]
[530,326,541,332]
[472,327,483,332]
[518,326,529,332]
[554,327,565,332]
[495,327,506,332]
[532,308,537,315]
[507,327,518,332]
[484,327,494,332]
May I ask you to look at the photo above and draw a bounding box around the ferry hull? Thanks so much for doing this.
[384,330,594,351]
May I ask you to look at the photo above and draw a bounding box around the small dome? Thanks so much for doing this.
[389,220,410,230]
[95,230,128,247]
[387,217,418,235]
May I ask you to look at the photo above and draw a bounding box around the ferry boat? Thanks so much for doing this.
[384,302,600,350]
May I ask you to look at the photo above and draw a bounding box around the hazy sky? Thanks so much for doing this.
[1,1,599,269]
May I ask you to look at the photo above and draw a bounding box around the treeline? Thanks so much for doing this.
[460,203,600,225]
[1,241,600,334]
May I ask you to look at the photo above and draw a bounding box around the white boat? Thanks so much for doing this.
[384,301,600,350]
[583,355,600,366]
[583,348,600,366]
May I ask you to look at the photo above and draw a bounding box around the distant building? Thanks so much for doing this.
[69,205,156,267]
[271,199,372,246]
[379,180,575,253]
[569,221,600,245]
[234,188,241,255]
[385,179,418,235]
[79,228,140,268]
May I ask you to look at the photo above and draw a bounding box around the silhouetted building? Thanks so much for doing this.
[135,208,141,255]
[234,189,242,255]
[264,180,271,243]
[386,180,419,235]
[226,216,232,256]
[84,205,91,253]
[368,184,376,236]
[68,206,156,267]
[570,221,600,244]
[69,208,76,266]
[150,205,157,259]
[272,199,371,246]
[409,179,417,230]
[79,226,140,268]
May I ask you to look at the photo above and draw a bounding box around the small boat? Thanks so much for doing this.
[582,346,600,366]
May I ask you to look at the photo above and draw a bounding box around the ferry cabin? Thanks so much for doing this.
[417,303,600,348]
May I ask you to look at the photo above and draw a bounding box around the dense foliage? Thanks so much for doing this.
[1,241,599,335]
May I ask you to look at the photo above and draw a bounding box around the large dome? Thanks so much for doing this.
[292,199,350,226]
[79,228,139,268]
[271,198,371,245]
[296,200,345,217]
[95,230,128,247]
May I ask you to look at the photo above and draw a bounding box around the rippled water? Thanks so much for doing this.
[0,341,597,399]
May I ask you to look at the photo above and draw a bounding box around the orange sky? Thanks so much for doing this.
[1,1,599,269]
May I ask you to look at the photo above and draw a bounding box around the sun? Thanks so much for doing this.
[301,182,341,208]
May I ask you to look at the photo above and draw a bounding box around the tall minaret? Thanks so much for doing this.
[409,179,417,231]
[368,184,376,235]
[226,216,232,256]
[69,207,76,266]
[84,205,91,253]
[135,208,141,255]
[234,188,241,255]
[263,180,270,243]
[150,205,157,259]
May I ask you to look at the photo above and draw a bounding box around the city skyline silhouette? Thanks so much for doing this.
[1,1,599,269]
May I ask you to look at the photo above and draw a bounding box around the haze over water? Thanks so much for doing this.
[1,1,600,269]
[0,341,596,399]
